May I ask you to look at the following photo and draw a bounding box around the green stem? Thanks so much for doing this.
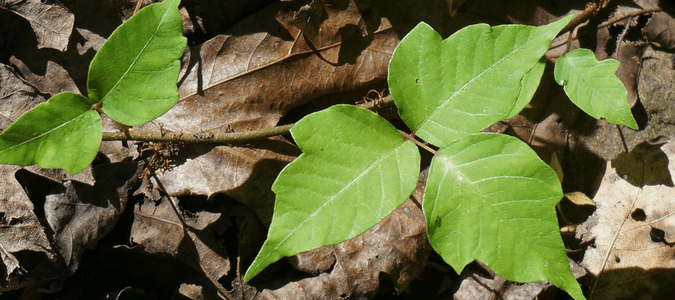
[101,94,395,144]
[102,123,295,144]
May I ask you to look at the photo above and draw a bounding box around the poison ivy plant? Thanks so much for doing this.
[0,0,186,174]
[245,14,638,300]
[0,5,640,299]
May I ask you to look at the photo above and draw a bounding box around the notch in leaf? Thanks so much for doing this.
[244,105,420,281]
[388,16,572,147]
[554,48,638,130]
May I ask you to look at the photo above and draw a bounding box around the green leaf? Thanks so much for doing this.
[506,57,546,119]
[554,48,638,129]
[244,105,420,281]
[424,133,585,300]
[87,0,187,126]
[0,93,102,175]
[388,16,572,147]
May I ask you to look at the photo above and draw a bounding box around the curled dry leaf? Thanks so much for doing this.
[0,0,74,51]
[576,141,675,299]
[15,162,142,275]
[131,182,231,282]
[451,260,587,300]
[643,11,675,50]
[257,184,430,299]
[0,164,61,292]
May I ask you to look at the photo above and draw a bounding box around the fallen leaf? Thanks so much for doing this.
[142,0,454,136]
[594,7,651,110]
[576,140,675,299]
[259,193,430,299]
[643,11,675,50]
[130,178,231,282]
[15,162,141,274]
[565,191,595,206]
[154,139,298,225]
[0,0,74,51]
[7,0,127,98]
[0,63,45,130]
[453,271,552,300]
[0,165,63,292]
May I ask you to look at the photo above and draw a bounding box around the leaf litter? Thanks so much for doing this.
[1,0,675,299]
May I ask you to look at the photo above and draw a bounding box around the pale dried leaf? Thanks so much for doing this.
[453,273,551,300]
[565,192,595,206]
[0,164,62,292]
[576,141,675,299]
[0,63,45,130]
[0,0,74,51]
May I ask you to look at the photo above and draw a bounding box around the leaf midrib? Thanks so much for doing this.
[0,110,92,155]
[416,29,540,133]
[99,5,170,104]
[437,152,560,273]
[264,139,410,259]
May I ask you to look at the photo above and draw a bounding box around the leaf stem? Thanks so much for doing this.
[102,124,295,144]
[551,7,661,50]
[398,130,438,156]
[101,94,396,144]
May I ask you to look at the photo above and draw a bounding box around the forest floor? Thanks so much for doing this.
[1,0,675,299]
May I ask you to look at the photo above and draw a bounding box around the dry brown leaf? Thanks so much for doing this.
[0,0,74,51]
[452,272,552,300]
[15,162,141,274]
[0,63,45,129]
[143,0,452,136]
[154,140,298,225]
[257,180,430,300]
[643,11,675,50]
[131,181,231,282]
[0,165,62,292]
[595,13,648,109]
[6,0,125,97]
[575,141,675,299]
[0,64,78,292]
[459,0,584,25]
[450,255,586,299]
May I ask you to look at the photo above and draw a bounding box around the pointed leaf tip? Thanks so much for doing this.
[244,105,420,281]
[388,15,572,147]
[87,0,187,126]
[424,133,585,300]
[0,93,102,174]
[555,48,638,130]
